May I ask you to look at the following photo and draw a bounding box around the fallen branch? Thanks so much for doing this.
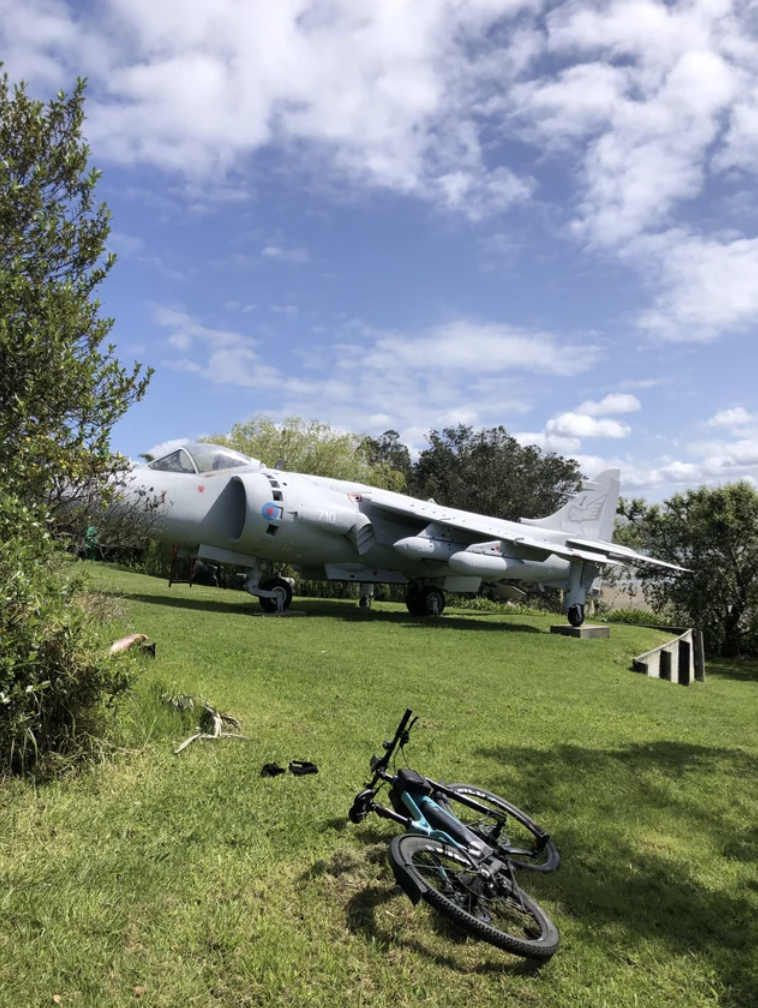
[162,692,249,754]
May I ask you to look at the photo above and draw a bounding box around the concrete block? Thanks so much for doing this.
[550,624,610,639]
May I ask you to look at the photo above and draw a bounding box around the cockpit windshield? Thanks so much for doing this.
[186,442,259,473]
[146,442,261,474]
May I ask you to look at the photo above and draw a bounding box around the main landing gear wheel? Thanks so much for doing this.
[406,585,445,616]
[359,595,372,609]
[259,576,293,613]
[389,835,559,959]
[567,604,585,628]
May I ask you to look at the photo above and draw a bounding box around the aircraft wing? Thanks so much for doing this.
[565,538,689,572]
[364,492,685,570]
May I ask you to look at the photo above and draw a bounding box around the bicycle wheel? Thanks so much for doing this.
[390,834,559,960]
[440,783,560,872]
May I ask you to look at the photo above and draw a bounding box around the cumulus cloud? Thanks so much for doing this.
[5,0,758,344]
[707,406,758,429]
[633,231,758,341]
[0,0,540,219]
[576,394,641,416]
[546,413,631,439]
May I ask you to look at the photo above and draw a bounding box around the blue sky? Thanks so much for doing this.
[3,0,758,498]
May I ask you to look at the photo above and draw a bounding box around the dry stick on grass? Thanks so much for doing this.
[163,693,249,754]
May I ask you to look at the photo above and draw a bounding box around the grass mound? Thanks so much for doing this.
[1,564,756,1008]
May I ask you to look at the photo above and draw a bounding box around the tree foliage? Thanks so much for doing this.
[411,424,582,519]
[620,482,758,657]
[0,71,151,517]
[362,429,413,483]
[0,489,134,774]
[205,415,407,490]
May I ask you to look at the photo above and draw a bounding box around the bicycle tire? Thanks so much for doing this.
[441,783,560,872]
[390,834,559,959]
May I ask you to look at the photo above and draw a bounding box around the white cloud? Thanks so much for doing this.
[576,393,641,416]
[1,0,541,220]
[7,0,758,345]
[515,430,582,453]
[262,245,309,264]
[269,304,299,316]
[153,304,280,387]
[707,406,758,429]
[363,321,600,377]
[633,231,758,341]
[546,413,631,439]
[147,309,597,451]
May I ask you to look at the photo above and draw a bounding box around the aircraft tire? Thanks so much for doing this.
[259,576,293,613]
[405,584,424,615]
[418,586,445,617]
[567,603,585,627]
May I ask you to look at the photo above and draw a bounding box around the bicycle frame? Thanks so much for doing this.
[353,708,550,863]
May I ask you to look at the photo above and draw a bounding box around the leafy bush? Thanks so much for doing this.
[0,490,135,774]
[602,608,674,627]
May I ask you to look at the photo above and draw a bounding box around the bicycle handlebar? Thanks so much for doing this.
[370,708,417,780]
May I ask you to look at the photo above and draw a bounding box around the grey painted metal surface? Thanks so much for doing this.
[116,441,686,625]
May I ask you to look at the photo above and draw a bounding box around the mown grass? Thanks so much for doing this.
[1,564,757,1008]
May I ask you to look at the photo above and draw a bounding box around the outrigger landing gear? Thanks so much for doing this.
[406,584,445,617]
[567,603,585,628]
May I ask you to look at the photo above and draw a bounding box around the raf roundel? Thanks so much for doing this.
[261,502,283,521]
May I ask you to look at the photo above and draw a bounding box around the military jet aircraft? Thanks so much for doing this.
[121,440,684,625]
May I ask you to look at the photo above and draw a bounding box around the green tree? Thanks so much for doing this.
[411,424,582,519]
[205,415,406,490]
[362,429,413,483]
[620,482,758,657]
[0,71,151,517]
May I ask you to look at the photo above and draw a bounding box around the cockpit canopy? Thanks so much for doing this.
[146,442,262,475]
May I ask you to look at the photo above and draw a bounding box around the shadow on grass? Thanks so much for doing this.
[114,592,543,633]
[473,739,758,1005]
[343,884,530,974]
[115,592,258,617]
[707,658,758,684]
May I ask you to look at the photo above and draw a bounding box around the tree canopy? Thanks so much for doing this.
[620,482,758,657]
[410,424,583,520]
[204,416,407,490]
[0,71,151,513]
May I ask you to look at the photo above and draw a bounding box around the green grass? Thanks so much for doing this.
[1,564,757,1008]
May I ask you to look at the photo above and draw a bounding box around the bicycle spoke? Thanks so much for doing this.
[409,849,547,941]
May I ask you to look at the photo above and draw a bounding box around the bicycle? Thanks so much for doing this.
[348,708,561,959]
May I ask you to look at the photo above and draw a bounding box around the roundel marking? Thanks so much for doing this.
[261,502,283,521]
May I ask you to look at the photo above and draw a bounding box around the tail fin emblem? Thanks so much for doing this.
[568,493,607,524]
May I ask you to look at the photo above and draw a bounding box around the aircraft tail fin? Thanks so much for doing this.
[519,470,620,542]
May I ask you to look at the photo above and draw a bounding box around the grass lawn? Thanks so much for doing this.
[2,563,757,1008]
